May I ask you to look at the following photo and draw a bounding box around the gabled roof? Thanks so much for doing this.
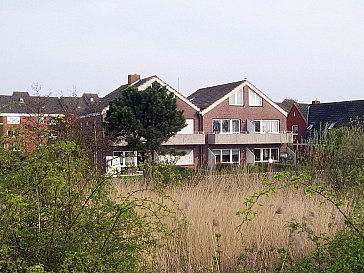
[276,99,297,113]
[0,92,63,114]
[296,103,309,122]
[99,75,199,114]
[188,79,287,116]
[0,92,100,116]
[307,100,364,130]
[188,81,243,110]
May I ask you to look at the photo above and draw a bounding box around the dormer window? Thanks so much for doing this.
[90,97,94,102]
[229,89,243,105]
[19,98,24,103]
[249,89,263,106]
[328,122,336,129]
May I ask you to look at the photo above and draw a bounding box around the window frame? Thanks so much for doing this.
[213,149,240,164]
[254,148,280,162]
[254,120,280,133]
[229,89,243,106]
[292,125,299,135]
[248,89,263,106]
[212,119,240,134]
[112,151,137,167]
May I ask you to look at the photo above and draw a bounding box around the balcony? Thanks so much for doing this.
[163,133,205,145]
[112,133,205,146]
[207,132,293,145]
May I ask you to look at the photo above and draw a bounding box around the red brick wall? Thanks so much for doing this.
[0,115,51,151]
[287,105,307,143]
[175,96,199,132]
[202,86,287,133]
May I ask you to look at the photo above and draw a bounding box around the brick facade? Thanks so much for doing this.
[287,104,307,143]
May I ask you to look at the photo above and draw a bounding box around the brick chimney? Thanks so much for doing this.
[312,100,320,105]
[128,74,140,85]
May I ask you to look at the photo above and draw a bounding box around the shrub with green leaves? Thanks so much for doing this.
[0,141,169,272]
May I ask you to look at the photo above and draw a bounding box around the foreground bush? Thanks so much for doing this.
[0,142,169,272]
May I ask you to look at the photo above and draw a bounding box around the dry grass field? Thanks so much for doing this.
[112,171,345,273]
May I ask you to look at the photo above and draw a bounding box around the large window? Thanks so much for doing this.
[229,89,243,105]
[213,149,240,164]
[113,151,137,167]
[254,120,279,133]
[212,119,240,134]
[254,148,279,162]
[249,89,263,106]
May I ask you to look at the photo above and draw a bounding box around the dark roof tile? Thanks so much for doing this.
[187,80,244,110]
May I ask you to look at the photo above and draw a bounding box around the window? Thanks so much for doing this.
[7,130,14,137]
[9,143,20,151]
[7,116,20,125]
[254,148,279,162]
[49,130,58,138]
[48,117,57,126]
[229,89,243,105]
[39,117,45,124]
[249,89,263,106]
[292,125,299,134]
[212,119,240,134]
[113,151,137,167]
[254,120,279,133]
[328,122,336,129]
[213,149,240,164]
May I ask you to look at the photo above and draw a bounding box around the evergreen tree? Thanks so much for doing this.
[106,82,186,161]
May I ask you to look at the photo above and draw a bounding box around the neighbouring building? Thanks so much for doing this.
[286,102,310,143]
[301,99,364,141]
[0,91,101,152]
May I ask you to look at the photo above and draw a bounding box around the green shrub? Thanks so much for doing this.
[0,141,170,272]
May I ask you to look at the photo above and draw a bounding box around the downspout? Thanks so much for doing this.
[198,111,203,167]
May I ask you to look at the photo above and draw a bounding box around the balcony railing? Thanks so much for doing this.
[207,131,293,145]
[112,132,206,146]
[163,132,205,145]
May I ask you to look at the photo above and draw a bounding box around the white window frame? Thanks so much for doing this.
[212,119,240,134]
[229,89,243,106]
[213,149,240,164]
[254,120,280,133]
[113,151,137,167]
[292,125,299,135]
[7,116,20,125]
[254,148,279,162]
[249,89,263,106]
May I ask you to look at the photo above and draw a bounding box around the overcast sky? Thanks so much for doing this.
[1,0,363,103]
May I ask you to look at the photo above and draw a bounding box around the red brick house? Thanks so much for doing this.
[98,74,204,174]
[188,80,293,168]
[0,91,101,152]
[287,103,309,143]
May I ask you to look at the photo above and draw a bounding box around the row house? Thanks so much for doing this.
[0,74,294,174]
[99,75,205,174]
[188,80,293,168]
[102,75,293,173]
